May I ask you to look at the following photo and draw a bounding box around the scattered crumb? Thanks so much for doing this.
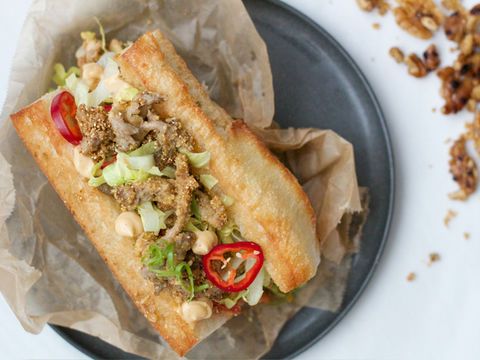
[428,252,441,266]
[449,47,457,53]
[443,209,457,227]
[432,108,436,113]
[372,22,381,30]
[444,137,452,144]
[406,272,416,282]
[146,18,153,26]
[464,232,471,240]
[356,0,390,15]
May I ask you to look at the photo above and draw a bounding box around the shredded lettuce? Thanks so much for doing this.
[160,166,176,179]
[245,267,265,306]
[88,160,106,187]
[88,144,172,188]
[199,174,218,190]
[128,142,157,156]
[179,148,211,168]
[137,202,172,234]
[126,154,155,171]
[221,290,249,309]
[52,63,80,87]
[114,86,139,102]
[218,221,239,244]
[80,31,96,41]
[89,57,138,106]
[65,73,89,105]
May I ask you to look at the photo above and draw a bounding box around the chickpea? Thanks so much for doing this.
[192,230,218,255]
[73,146,94,179]
[180,300,213,323]
[115,211,143,237]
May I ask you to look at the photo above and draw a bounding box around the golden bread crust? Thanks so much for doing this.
[10,97,229,356]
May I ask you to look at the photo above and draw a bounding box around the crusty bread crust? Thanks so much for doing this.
[117,31,320,292]
[10,96,230,356]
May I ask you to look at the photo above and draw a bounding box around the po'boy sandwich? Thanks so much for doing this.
[10,27,320,355]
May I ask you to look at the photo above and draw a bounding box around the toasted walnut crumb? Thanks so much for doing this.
[405,54,428,77]
[406,272,416,282]
[357,0,376,11]
[442,0,465,12]
[372,22,381,30]
[465,112,480,155]
[394,0,444,39]
[378,1,390,15]
[464,232,471,240]
[428,252,441,265]
[357,0,390,14]
[437,66,473,114]
[423,44,441,71]
[444,209,458,227]
[389,47,405,63]
[467,98,477,112]
[460,33,474,55]
[449,136,478,199]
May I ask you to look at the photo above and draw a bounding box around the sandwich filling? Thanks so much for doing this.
[49,28,288,322]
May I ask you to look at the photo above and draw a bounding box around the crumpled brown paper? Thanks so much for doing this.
[0,0,363,358]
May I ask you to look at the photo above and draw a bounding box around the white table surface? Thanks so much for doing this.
[1,1,480,359]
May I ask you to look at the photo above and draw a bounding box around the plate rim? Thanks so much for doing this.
[257,0,395,358]
[50,0,395,359]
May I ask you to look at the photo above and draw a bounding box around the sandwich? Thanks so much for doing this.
[10,26,320,355]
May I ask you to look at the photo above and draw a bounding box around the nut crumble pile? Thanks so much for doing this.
[357,0,480,201]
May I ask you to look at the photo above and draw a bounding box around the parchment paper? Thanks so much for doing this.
[0,0,364,358]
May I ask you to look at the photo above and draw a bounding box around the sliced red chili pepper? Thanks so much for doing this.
[50,91,82,145]
[102,104,112,112]
[202,242,264,293]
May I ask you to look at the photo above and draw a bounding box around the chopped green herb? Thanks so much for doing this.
[199,174,218,190]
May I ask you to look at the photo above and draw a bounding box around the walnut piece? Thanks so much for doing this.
[394,0,444,39]
[423,44,440,71]
[405,54,428,77]
[444,11,466,42]
[449,136,478,200]
[389,47,405,63]
[437,66,473,114]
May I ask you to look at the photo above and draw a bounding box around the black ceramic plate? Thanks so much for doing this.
[51,0,394,359]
